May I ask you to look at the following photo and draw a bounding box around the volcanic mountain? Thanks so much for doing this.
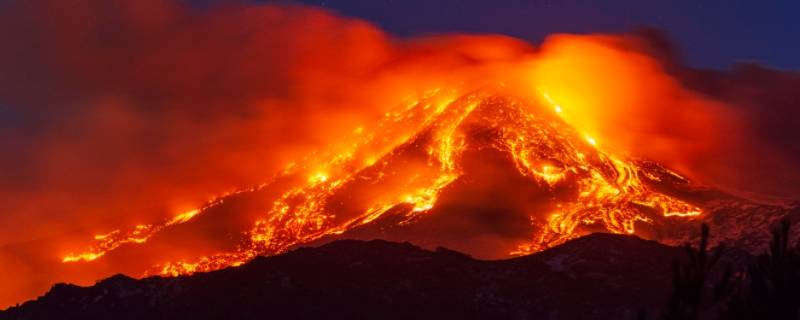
[46,89,797,283]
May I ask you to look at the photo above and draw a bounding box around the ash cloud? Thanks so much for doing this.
[0,0,541,239]
[629,30,800,199]
[530,30,800,200]
[0,0,540,248]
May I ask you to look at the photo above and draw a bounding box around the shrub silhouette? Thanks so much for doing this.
[724,218,800,320]
[661,218,800,320]
[661,224,732,320]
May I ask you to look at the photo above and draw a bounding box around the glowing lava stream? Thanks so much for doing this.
[62,88,702,276]
[61,185,269,263]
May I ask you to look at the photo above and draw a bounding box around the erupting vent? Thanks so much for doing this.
[63,89,702,276]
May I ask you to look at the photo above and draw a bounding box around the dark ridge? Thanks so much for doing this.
[0,233,741,320]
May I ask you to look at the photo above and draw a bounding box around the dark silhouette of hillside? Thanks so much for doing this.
[2,233,694,320]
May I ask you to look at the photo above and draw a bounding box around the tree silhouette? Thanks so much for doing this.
[660,218,800,320]
[724,218,800,320]
[661,224,732,320]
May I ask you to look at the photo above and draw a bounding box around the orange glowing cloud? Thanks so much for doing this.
[526,34,738,181]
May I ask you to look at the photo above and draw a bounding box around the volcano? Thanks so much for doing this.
[4,0,800,316]
[53,90,797,280]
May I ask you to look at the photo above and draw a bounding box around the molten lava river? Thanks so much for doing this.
[62,89,702,276]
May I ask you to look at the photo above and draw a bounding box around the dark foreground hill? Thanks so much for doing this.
[1,233,738,320]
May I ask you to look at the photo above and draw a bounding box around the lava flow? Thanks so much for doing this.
[62,88,702,276]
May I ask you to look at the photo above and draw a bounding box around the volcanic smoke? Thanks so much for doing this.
[1,0,799,309]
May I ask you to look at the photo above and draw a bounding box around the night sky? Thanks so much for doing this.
[260,0,800,70]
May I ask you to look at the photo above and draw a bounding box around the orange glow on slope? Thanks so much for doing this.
[61,186,266,263]
[62,89,702,275]
[584,134,598,147]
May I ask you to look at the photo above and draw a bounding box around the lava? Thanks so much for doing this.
[62,185,267,263]
[63,89,702,276]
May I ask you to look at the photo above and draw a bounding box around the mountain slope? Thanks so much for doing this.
[58,92,709,273]
[2,233,737,320]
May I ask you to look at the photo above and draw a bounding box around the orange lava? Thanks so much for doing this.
[64,89,701,276]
